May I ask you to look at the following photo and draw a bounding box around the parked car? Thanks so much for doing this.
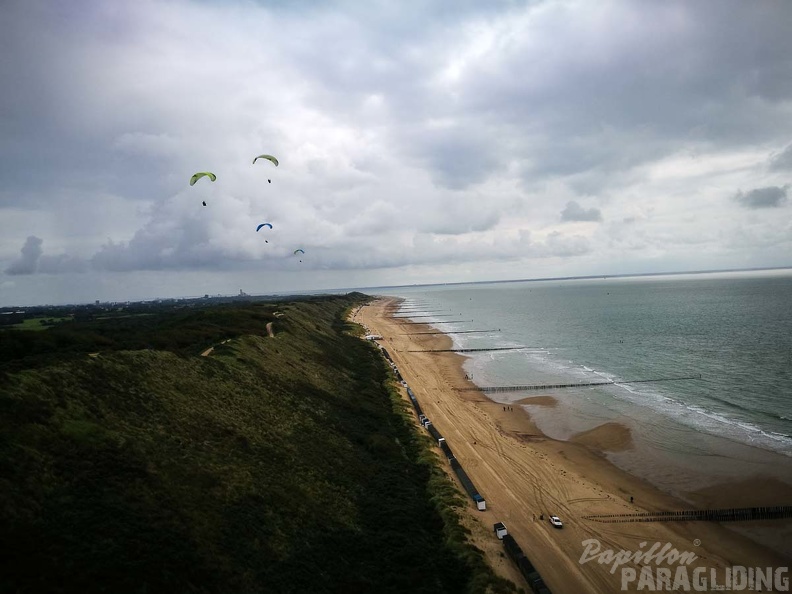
[549,515,563,528]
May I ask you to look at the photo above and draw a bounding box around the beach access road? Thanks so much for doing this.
[356,298,789,594]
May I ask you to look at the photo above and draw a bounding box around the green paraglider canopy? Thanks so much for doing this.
[253,155,279,167]
[190,172,217,186]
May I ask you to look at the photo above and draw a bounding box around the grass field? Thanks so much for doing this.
[9,316,71,330]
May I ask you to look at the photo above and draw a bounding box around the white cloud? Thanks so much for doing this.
[5,236,43,275]
[2,0,792,304]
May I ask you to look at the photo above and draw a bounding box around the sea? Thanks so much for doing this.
[381,269,792,504]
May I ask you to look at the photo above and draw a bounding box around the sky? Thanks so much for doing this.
[2,0,792,305]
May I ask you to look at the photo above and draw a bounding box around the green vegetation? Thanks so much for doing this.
[0,301,280,375]
[0,294,514,593]
[10,316,71,330]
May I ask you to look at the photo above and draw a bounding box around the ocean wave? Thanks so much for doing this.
[495,351,792,457]
[598,378,789,452]
[580,370,788,454]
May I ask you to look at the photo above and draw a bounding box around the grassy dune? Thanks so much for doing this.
[0,295,514,594]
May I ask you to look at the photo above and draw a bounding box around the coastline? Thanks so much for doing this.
[355,297,790,593]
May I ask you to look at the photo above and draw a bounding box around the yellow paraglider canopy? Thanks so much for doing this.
[253,155,279,167]
[189,172,217,186]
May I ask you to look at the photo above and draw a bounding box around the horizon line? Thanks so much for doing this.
[3,265,791,308]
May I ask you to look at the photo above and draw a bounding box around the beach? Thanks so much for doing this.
[354,298,791,593]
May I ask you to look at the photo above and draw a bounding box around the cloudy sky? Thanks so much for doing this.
[2,0,792,305]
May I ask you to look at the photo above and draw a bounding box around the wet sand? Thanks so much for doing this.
[353,298,790,593]
[570,422,633,452]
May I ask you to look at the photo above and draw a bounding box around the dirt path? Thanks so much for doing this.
[357,298,788,594]
[200,347,214,357]
[266,322,275,337]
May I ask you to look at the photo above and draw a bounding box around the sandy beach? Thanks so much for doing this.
[354,298,790,593]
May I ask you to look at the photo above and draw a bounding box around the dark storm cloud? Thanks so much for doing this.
[560,201,602,222]
[282,0,792,196]
[734,186,788,209]
[0,1,183,207]
[436,1,792,181]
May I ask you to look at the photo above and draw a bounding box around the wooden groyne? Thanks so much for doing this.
[397,320,473,325]
[458,374,702,393]
[393,314,458,318]
[584,505,792,523]
[400,330,498,335]
[407,347,529,353]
